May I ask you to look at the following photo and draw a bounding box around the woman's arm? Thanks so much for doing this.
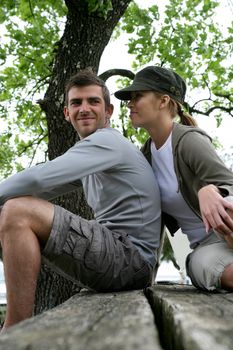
[180,130,233,241]
[198,184,233,244]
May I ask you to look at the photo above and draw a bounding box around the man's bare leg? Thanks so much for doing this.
[0,196,54,330]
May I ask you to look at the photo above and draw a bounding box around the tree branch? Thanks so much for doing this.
[190,105,233,117]
[18,133,48,165]
[99,68,135,82]
[214,92,233,101]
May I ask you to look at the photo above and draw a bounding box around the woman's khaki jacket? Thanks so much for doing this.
[141,122,233,235]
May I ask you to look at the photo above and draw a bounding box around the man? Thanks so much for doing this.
[0,69,161,330]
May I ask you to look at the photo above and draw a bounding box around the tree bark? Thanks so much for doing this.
[35,0,132,314]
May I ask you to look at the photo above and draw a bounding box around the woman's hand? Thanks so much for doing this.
[198,185,233,243]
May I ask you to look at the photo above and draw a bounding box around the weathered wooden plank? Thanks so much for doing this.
[146,283,233,350]
[0,290,162,350]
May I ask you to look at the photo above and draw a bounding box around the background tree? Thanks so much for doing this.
[0,0,232,313]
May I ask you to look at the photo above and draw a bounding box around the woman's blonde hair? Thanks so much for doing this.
[154,92,198,127]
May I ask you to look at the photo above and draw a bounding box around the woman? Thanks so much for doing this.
[115,65,233,292]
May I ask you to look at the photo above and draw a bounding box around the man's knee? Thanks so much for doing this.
[0,197,36,226]
[0,198,26,244]
[0,197,54,244]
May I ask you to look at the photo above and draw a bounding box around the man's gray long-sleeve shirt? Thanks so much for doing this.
[0,128,161,266]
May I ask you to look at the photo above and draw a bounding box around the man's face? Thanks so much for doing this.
[64,85,113,139]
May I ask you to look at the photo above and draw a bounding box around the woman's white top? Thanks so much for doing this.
[151,131,206,247]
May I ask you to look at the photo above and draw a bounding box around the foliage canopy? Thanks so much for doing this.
[0,0,233,177]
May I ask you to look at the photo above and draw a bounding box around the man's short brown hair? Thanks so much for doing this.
[65,69,111,107]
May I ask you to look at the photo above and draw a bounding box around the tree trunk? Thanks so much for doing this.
[35,0,132,314]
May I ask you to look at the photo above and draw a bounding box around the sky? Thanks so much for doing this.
[99,0,233,154]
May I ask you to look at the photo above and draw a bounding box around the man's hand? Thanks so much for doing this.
[198,185,233,245]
